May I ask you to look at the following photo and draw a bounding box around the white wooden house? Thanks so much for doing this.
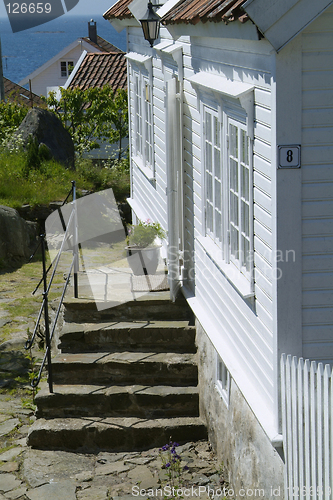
[19,20,123,97]
[104,0,333,495]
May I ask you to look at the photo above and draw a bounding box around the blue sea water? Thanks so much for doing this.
[0,14,127,84]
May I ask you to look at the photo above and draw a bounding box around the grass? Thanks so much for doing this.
[0,147,130,208]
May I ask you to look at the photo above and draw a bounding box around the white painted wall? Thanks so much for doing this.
[301,5,333,364]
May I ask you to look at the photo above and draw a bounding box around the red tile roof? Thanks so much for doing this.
[161,0,249,24]
[3,77,45,107]
[104,0,249,24]
[67,52,127,92]
[104,0,133,20]
[82,35,124,53]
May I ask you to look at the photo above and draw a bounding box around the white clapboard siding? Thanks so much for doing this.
[301,6,333,363]
[181,36,276,410]
[281,354,333,500]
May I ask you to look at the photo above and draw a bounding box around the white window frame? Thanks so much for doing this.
[200,96,254,289]
[60,60,73,78]
[216,352,230,407]
[127,53,155,180]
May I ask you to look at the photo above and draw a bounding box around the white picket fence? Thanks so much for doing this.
[281,354,333,500]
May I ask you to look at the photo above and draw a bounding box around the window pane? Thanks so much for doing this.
[207,203,213,232]
[241,129,248,164]
[230,159,238,193]
[230,124,238,159]
[230,226,239,257]
[242,236,250,271]
[214,116,220,148]
[206,143,212,171]
[241,201,249,236]
[241,165,249,201]
[206,172,213,201]
[215,179,221,211]
[214,147,221,178]
[206,113,212,142]
[215,211,222,242]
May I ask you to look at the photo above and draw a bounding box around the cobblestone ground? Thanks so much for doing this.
[0,391,228,500]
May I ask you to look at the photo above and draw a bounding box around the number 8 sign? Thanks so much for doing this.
[278,145,301,168]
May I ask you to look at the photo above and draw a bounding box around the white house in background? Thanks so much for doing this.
[19,20,123,97]
[104,0,333,496]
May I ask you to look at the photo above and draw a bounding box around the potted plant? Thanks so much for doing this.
[126,219,166,275]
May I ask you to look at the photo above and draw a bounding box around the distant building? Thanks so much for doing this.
[19,20,123,97]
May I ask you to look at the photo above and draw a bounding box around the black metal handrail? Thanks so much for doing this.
[26,181,78,393]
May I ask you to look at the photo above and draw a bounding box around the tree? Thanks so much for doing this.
[44,85,128,158]
[0,99,29,145]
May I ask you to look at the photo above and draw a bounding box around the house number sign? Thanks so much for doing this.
[278,145,301,168]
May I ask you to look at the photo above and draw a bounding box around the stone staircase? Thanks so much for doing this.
[27,292,207,452]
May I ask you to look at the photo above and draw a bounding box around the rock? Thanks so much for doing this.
[0,473,22,493]
[0,418,20,437]
[0,447,23,462]
[13,108,74,169]
[127,464,158,489]
[0,205,38,264]
[76,485,109,500]
[25,480,76,500]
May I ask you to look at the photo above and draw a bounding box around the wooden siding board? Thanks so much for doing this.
[303,271,333,290]
[303,235,333,256]
[303,254,333,272]
[254,220,273,249]
[302,182,333,200]
[303,200,333,219]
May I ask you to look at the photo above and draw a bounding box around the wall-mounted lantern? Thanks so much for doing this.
[140,2,162,47]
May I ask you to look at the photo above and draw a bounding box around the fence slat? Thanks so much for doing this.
[317,363,324,500]
[304,359,311,500]
[310,361,318,496]
[281,354,289,500]
[323,365,330,499]
[298,358,305,500]
[281,355,333,500]
[291,356,299,496]
[286,355,294,497]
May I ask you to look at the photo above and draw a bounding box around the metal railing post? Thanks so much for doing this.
[72,180,79,298]
[41,234,53,393]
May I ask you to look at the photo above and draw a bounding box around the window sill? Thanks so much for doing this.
[196,234,254,301]
[133,155,155,182]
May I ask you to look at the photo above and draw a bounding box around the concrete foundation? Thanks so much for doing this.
[196,321,285,499]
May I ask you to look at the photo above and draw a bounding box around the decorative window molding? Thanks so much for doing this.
[128,54,155,178]
[193,73,254,296]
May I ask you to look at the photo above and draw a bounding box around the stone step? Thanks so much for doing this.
[58,320,196,353]
[35,383,199,419]
[51,352,198,386]
[63,293,194,324]
[27,416,208,452]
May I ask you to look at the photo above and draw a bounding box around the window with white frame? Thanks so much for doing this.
[133,70,154,169]
[60,61,73,78]
[216,353,230,407]
[203,101,253,283]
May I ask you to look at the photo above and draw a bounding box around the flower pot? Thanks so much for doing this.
[126,246,161,275]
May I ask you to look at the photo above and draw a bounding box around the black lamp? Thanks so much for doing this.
[140,2,162,47]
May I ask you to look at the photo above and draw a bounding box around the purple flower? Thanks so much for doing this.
[183,465,189,471]
[165,462,171,468]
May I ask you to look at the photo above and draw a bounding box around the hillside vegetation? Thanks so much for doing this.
[0,147,130,208]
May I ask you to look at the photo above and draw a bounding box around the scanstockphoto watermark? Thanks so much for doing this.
[3,0,79,33]
[132,485,284,498]
[168,245,297,282]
